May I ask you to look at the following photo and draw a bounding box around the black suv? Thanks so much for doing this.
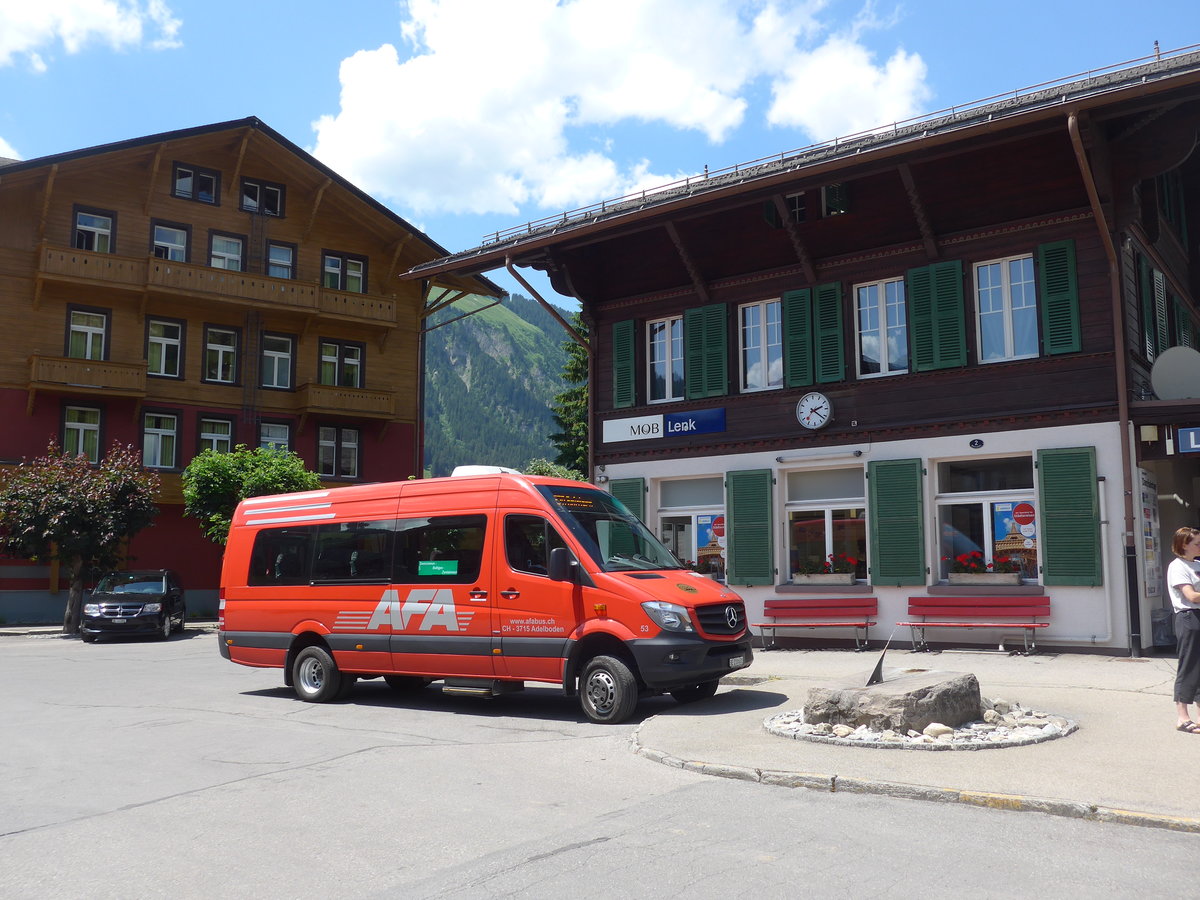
[80,570,186,643]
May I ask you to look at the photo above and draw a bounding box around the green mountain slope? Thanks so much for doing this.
[423,293,572,476]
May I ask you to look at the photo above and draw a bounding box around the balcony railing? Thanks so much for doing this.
[291,383,395,419]
[38,246,397,325]
[27,356,147,413]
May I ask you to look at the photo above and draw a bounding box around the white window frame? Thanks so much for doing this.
[647,316,684,403]
[153,225,187,261]
[143,413,177,469]
[241,180,283,216]
[65,406,101,464]
[268,243,294,279]
[974,254,1038,363]
[205,327,237,384]
[259,422,289,451]
[738,299,782,392]
[261,334,292,389]
[210,235,243,271]
[784,467,868,582]
[75,211,112,253]
[68,310,106,360]
[934,456,1037,582]
[199,418,233,453]
[855,277,908,378]
[318,426,360,478]
[147,319,182,377]
[319,340,363,387]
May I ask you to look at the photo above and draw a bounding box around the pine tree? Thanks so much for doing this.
[550,312,589,474]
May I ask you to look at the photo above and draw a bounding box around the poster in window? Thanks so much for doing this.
[992,501,1038,579]
[695,514,727,579]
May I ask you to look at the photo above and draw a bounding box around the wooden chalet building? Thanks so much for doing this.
[409,47,1200,654]
[0,117,496,622]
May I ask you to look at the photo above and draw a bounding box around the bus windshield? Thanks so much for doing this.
[536,485,684,572]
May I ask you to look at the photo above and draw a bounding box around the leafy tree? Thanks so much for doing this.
[549,311,589,474]
[182,445,322,546]
[523,457,586,481]
[0,442,160,635]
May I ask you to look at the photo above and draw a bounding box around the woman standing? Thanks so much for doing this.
[1167,526,1200,732]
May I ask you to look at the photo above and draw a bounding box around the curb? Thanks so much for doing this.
[630,727,1200,834]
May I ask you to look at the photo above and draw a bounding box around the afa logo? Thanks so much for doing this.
[334,589,475,632]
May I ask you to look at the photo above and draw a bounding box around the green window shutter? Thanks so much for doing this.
[1038,240,1080,355]
[1173,296,1195,348]
[609,477,645,521]
[1138,256,1157,360]
[814,281,845,383]
[763,199,781,229]
[612,320,635,409]
[907,261,966,371]
[726,469,774,586]
[684,304,727,399]
[1037,447,1101,586]
[1153,270,1170,356]
[867,459,926,585]
[783,288,814,388]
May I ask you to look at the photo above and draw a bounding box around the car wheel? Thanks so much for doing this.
[670,679,720,704]
[174,604,186,634]
[157,614,172,641]
[292,646,343,703]
[579,655,639,724]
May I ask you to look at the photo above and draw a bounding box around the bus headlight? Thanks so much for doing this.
[641,601,694,633]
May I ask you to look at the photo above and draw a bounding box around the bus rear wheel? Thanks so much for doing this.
[293,646,343,703]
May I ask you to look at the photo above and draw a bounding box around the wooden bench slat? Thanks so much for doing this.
[758,597,877,650]
[909,606,1049,618]
[896,621,1049,629]
[900,594,1051,654]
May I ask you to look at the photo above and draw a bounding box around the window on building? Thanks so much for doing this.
[199,417,233,454]
[935,456,1037,581]
[210,234,243,271]
[204,327,238,384]
[856,277,908,377]
[739,299,782,392]
[259,422,290,451]
[173,164,219,204]
[267,242,295,279]
[147,319,183,377]
[323,252,366,293]
[319,340,363,388]
[240,179,284,216]
[67,308,107,360]
[785,468,867,581]
[65,406,101,464]
[74,209,114,253]
[261,334,293,389]
[647,316,684,402]
[975,254,1037,363]
[658,477,726,580]
[152,224,188,261]
[143,412,177,469]
[318,426,359,478]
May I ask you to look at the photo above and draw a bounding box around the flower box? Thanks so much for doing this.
[947,572,1022,586]
[792,572,856,585]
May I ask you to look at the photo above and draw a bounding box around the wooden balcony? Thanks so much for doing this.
[37,246,397,325]
[290,383,396,420]
[27,355,147,412]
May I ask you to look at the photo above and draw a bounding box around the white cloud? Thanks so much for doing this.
[0,136,21,159]
[0,0,182,69]
[766,35,930,138]
[312,0,930,217]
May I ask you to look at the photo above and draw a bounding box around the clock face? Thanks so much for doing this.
[796,392,832,429]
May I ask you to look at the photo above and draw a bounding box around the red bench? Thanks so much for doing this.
[752,597,877,651]
[898,595,1051,655]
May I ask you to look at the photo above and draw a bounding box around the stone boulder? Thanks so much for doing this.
[804,669,981,733]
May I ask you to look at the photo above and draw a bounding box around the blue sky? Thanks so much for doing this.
[1,1,1197,307]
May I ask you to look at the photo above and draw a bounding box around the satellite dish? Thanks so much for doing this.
[1150,346,1200,400]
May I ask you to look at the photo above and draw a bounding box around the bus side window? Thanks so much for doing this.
[394,515,486,583]
[248,527,314,586]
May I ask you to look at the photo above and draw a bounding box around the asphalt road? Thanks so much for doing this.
[2,629,1197,898]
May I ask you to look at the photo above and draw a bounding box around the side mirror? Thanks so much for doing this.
[548,547,578,583]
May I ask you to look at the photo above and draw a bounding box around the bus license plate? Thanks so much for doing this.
[729,656,744,668]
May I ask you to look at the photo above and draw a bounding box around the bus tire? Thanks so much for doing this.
[670,679,720,704]
[293,646,343,703]
[580,655,638,724]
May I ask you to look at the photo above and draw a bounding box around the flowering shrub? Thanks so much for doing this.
[795,552,858,575]
[945,551,1020,574]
